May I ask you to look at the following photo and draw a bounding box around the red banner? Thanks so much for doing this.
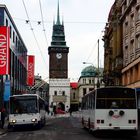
[0,26,10,75]
[27,55,35,86]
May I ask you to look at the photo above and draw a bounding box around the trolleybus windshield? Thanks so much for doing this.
[10,96,38,114]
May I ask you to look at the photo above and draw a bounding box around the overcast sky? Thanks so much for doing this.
[1,0,115,82]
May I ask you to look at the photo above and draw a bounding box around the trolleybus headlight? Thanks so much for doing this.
[10,119,17,123]
[109,110,114,116]
[119,110,125,116]
[31,118,37,122]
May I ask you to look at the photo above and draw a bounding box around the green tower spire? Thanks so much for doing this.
[56,0,61,25]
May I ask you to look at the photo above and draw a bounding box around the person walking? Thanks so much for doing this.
[69,107,72,116]
[1,107,6,129]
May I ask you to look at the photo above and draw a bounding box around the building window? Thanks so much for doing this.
[130,41,134,53]
[16,36,18,47]
[135,64,138,81]
[136,6,140,21]
[136,35,140,48]
[125,46,128,58]
[54,91,57,95]
[89,88,94,92]
[83,88,86,96]
[73,92,75,99]
[130,14,134,27]
[89,79,91,84]
[6,19,8,26]
[13,31,15,43]
[62,91,65,96]
[83,79,86,84]
[125,21,128,35]
[10,26,12,38]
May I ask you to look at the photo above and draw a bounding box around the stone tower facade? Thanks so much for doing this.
[48,1,70,112]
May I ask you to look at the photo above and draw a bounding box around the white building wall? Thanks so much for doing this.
[49,78,70,111]
[78,76,104,104]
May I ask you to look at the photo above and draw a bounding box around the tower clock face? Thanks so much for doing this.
[56,53,62,59]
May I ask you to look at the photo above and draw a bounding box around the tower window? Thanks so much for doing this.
[73,92,76,99]
[54,91,57,95]
[62,91,65,96]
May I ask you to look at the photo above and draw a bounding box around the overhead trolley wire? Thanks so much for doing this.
[22,0,46,65]
[39,0,49,47]
[85,31,105,67]
[14,17,106,24]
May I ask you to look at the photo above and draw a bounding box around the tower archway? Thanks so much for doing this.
[58,102,65,111]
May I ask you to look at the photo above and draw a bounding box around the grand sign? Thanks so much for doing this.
[0,26,10,75]
[27,55,35,86]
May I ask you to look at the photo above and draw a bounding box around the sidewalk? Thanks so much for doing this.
[0,118,8,135]
[0,128,7,135]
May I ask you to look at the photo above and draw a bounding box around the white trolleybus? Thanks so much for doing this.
[8,94,46,128]
[81,86,138,135]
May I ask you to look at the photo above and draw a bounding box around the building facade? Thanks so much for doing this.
[103,0,140,88]
[121,0,140,88]
[48,2,70,112]
[30,75,49,101]
[0,5,28,108]
[103,0,123,86]
[78,66,104,106]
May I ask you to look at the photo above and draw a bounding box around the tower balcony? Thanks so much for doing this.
[53,95,66,102]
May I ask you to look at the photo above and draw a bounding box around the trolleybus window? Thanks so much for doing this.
[96,88,136,109]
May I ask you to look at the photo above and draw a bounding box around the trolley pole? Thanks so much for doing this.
[97,39,100,88]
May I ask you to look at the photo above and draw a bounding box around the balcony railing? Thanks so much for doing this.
[130,52,135,61]
[135,47,140,56]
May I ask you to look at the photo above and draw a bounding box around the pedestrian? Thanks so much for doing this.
[53,106,56,116]
[0,107,6,129]
[69,107,72,116]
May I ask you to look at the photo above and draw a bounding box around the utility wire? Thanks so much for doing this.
[39,0,49,47]
[85,41,98,63]
[85,31,104,67]
[22,0,46,66]
[14,17,106,24]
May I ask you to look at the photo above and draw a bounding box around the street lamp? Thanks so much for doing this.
[83,62,94,65]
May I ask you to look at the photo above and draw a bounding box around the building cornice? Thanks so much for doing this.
[122,57,140,73]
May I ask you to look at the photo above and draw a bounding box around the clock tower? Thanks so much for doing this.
[48,1,69,78]
[48,1,70,112]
